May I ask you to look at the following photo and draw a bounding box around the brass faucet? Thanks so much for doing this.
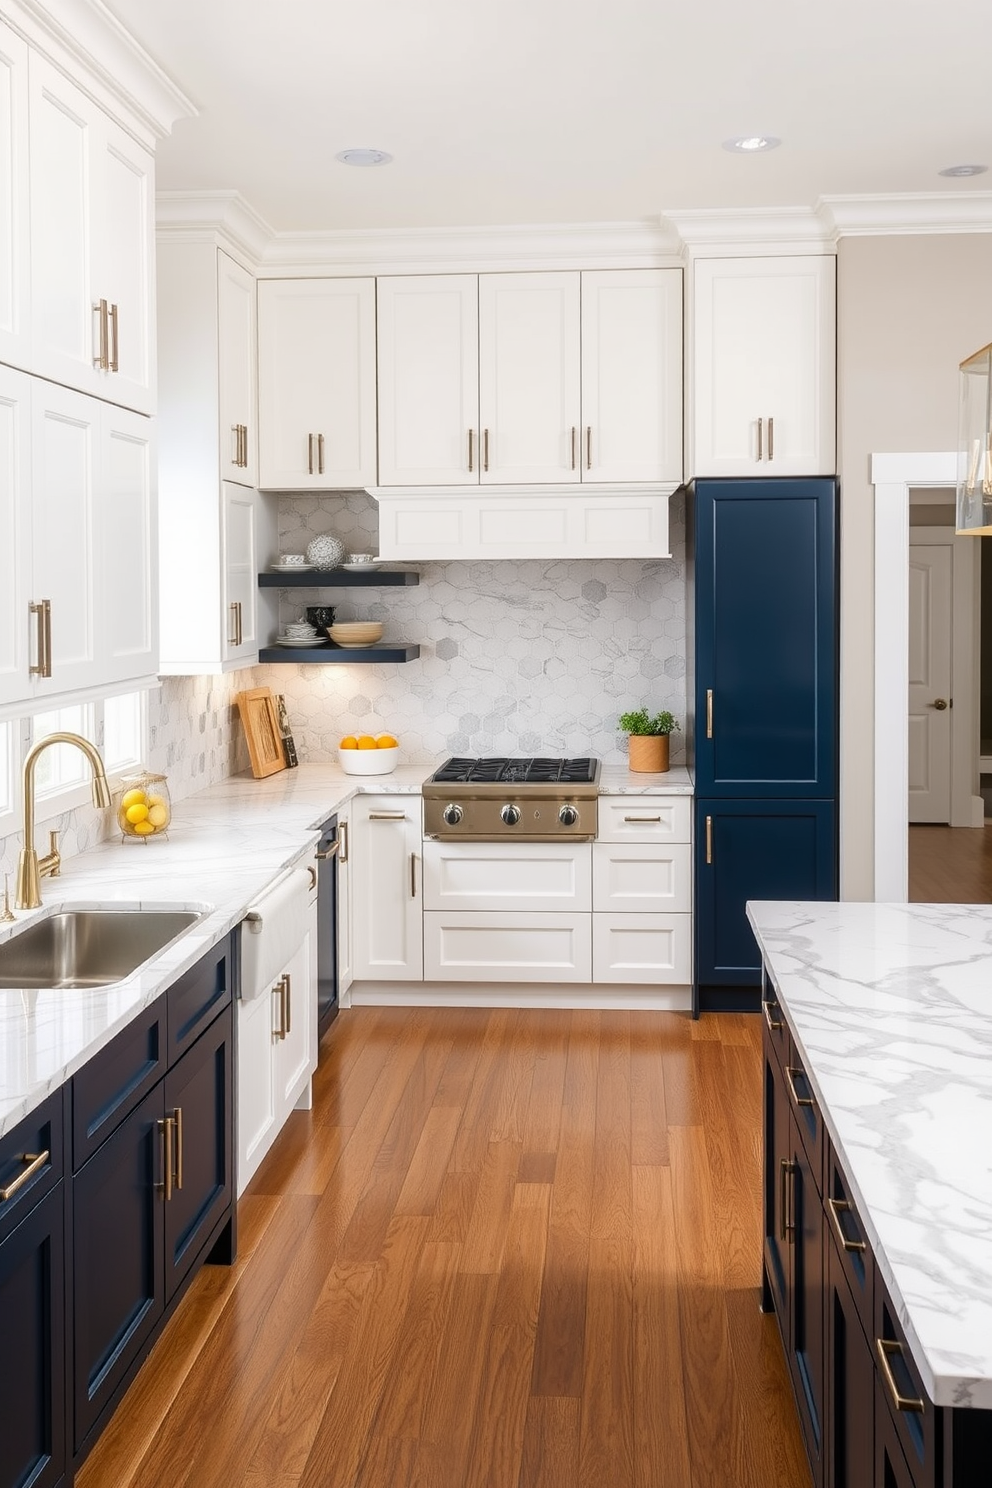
[15,732,112,909]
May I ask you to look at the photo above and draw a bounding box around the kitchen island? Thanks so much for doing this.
[748,898,992,1488]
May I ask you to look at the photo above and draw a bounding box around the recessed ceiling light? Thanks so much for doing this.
[335,148,393,168]
[939,163,988,178]
[722,135,781,154]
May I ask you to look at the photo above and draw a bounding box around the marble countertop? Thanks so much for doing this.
[1,759,693,1138]
[747,899,992,1409]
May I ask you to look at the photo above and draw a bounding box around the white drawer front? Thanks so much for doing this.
[593,842,691,913]
[424,912,591,982]
[597,795,692,843]
[592,913,692,984]
[423,841,591,912]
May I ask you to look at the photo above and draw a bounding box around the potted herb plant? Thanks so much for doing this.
[618,708,680,773]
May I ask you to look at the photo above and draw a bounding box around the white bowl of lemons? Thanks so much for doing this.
[338,733,399,775]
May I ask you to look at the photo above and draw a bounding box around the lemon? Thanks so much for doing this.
[377,734,398,749]
[120,788,147,811]
[132,819,155,835]
[356,735,377,750]
[340,735,358,749]
[147,793,167,809]
[125,802,150,824]
[147,804,170,828]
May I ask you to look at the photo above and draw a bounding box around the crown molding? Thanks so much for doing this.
[818,191,992,237]
[660,206,834,256]
[6,0,195,142]
[156,191,277,264]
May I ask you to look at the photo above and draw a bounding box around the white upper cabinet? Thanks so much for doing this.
[0,19,29,372]
[581,268,683,484]
[221,481,260,667]
[478,271,581,483]
[98,402,156,688]
[217,252,257,486]
[257,277,377,491]
[376,274,478,485]
[691,255,836,478]
[27,53,154,415]
[0,364,30,710]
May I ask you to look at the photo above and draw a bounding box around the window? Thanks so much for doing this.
[104,692,145,776]
[0,721,14,827]
[31,704,95,800]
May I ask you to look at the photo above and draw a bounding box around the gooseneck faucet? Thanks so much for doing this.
[15,732,112,909]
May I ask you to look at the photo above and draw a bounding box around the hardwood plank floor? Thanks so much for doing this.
[909,822,992,902]
[78,1007,811,1488]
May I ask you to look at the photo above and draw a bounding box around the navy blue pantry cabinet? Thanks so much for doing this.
[688,479,838,1013]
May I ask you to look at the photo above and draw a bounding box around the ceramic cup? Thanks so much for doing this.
[306,606,336,630]
[277,554,307,566]
[346,553,376,564]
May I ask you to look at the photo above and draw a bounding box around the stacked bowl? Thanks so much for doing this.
[327,621,383,647]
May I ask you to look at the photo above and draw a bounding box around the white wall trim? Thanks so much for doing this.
[821,191,992,238]
[871,452,959,901]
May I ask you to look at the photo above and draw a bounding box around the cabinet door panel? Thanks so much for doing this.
[693,479,837,795]
[72,999,164,1171]
[828,1242,874,1488]
[791,1136,825,1484]
[0,364,29,708]
[352,798,423,981]
[423,911,591,983]
[222,483,258,663]
[696,799,836,988]
[376,274,479,485]
[167,932,233,1063]
[93,121,154,413]
[73,1085,165,1446]
[217,251,257,485]
[237,983,277,1195]
[99,405,156,683]
[479,272,580,483]
[591,912,691,984]
[0,1183,65,1488]
[762,1033,791,1326]
[275,933,314,1111]
[163,1009,233,1299]
[0,19,29,371]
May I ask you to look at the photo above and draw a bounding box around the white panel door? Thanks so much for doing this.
[237,985,277,1194]
[352,797,423,980]
[424,911,591,982]
[257,277,377,490]
[479,272,580,483]
[217,250,257,485]
[692,255,835,477]
[423,840,592,912]
[221,482,258,665]
[99,406,156,684]
[0,20,29,371]
[0,365,29,708]
[592,913,692,984]
[908,543,952,823]
[91,118,154,413]
[376,274,479,485]
[581,269,683,483]
[274,932,314,1109]
[592,842,692,913]
[31,382,99,696]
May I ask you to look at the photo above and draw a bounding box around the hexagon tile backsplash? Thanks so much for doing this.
[261,489,687,767]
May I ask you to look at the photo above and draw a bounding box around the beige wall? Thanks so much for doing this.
[837,233,992,897]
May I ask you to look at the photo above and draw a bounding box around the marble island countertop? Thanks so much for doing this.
[747,898,992,1410]
[0,759,693,1139]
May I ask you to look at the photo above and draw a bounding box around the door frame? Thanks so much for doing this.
[872,453,982,901]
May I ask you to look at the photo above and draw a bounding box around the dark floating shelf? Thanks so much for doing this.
[258,569,419,588]
[258,643,421,665]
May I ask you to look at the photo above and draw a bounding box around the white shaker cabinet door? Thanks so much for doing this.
[0,19,29,373]
[351,795,423,981]
[376,274,479,485]
[274,928,316,1112]
[237,983,277,1195]
[479,271,581,484]
[257,277,377,490]
[217,251,257,486]
[90,117,155,414]
[99,405,156,686]
[221,482,259,666]
[581,268,683,484]
[0,365,30,709]
[692,255,835,478]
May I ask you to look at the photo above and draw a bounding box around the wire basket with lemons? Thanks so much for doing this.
[338,732,399,775]
[116,770,172,841]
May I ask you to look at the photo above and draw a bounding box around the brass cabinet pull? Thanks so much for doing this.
[284,972,292,1035]
[705,815,713,865]
[623,815,661,824]
[876,1338,925,1414]
[338,820,349,864]
[307,864,317,891]
[108,302,119,372]
[308,432,314,475]
[232,425,241,466]
[779,1158,795,1241]
[93,298,109,369]
[586,426,592,470]
[706,689,713,739]
[785,1065,815,1110]
[468,428,474,472]
[29,599,52,678]
[369,812,407,821]
[273,975,288,1040]
[316,839,340,860]
[827,1196,866,1254]
[570,426,577,470]
[762,998,783,1033]
[410,851,417,898]
[483,428,489,472]
[236,601,243,647]
[756,416,763,461]
[0,1150,48,1201]
[172,1106,183,1192]
[767,415,774,461]
[317,432,325,475]
[228,602,239,647]
[158,1117,174,1202]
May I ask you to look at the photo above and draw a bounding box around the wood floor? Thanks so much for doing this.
[909,822,992,902]
[78,1007,811,1488]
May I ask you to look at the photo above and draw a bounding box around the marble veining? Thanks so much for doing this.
[748,899,992,1409]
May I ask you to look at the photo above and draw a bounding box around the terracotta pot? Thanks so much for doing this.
[627,734,670,773]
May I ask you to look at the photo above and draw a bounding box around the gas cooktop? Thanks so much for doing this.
[422,757,600,840]
[428,757,599,786]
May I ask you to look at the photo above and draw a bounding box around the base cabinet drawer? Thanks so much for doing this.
[597,795,691,843]
[424,840,591,912]
[592,841,691,912]
[592,913,691,983]
[424,912,591,982]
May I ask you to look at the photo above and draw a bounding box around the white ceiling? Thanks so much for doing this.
[107,0,992,234]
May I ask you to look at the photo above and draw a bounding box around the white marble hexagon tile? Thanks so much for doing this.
[261,489,687,766]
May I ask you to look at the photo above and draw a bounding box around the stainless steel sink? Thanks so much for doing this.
[0,909,201,989]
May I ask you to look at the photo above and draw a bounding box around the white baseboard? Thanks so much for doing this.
[349,979,693,1011]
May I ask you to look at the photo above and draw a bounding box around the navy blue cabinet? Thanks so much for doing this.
[690,479,838,1011]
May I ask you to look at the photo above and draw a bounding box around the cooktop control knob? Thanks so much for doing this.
[443,803,463,826]
[500,803,521,826]
[558,804,578,827]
